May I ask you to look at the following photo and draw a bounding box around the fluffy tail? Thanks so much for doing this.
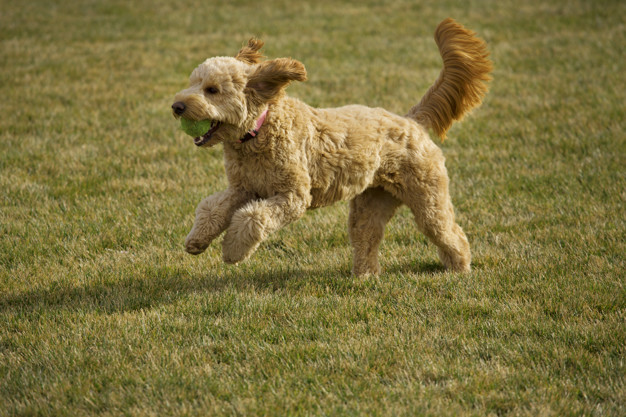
[407,18,492,140]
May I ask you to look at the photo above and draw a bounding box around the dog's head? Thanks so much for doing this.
[172,39,307,147]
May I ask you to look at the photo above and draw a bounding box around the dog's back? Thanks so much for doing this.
[304,103,428,208]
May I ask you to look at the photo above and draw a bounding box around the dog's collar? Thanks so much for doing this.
[239,108,268,143]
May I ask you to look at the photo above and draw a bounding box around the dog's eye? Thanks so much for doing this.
[204,86,219,94]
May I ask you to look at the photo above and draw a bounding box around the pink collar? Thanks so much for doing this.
[239,108,268,143]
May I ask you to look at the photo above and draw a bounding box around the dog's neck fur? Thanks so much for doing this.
[239,108,268,143]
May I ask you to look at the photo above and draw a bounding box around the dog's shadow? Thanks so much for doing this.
[0,259,450,315]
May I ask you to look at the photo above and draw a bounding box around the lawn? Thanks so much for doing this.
[1,0,624,415]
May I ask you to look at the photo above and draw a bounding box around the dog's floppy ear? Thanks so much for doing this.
[235,39,265,64]
[246,58,307,102]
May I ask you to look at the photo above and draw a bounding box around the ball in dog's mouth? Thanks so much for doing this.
[180,118,222,146]
[193,121,221,146]
[180,118,221,146]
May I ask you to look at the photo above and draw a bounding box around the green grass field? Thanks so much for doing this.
[1,0,624,415]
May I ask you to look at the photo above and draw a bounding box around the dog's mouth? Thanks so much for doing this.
[194,121,222,146]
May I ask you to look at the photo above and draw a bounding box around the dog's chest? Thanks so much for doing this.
[225,152,281,198]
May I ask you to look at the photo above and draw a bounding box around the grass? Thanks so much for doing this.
[1,0,624,415]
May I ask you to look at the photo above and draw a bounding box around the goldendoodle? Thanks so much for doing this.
[172,18,492,275]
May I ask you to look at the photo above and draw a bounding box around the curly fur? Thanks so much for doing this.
[172,19,492,275]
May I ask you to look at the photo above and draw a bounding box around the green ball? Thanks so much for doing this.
[180,118,213,137]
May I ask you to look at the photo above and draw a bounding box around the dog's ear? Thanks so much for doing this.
[246,58,307,102]
[235,39,265,64]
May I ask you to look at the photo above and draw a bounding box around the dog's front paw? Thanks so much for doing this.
[222,205,267,263]
[184,232,210,255]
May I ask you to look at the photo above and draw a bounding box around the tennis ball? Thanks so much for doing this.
[180,118,213,137]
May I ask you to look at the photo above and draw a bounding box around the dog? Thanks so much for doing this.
[172,18,492,275]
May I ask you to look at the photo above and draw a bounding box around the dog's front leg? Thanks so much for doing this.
[185,188,255,255]
[222,193,308,264]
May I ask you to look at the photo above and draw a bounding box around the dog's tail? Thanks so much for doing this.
[407,18,492,140]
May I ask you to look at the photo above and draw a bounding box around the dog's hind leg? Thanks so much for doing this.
[393,157,471,272]
[349,187,401,276]
[416,202,471,273]
[222,192,309,264]
[185,188,255,255]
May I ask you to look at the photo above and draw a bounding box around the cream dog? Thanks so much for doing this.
[172,18,492,275]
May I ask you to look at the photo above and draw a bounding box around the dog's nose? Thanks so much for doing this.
[172,101,186,115]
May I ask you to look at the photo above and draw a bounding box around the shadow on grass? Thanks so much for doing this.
[386,259,446,275]
[0,258,450,315]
